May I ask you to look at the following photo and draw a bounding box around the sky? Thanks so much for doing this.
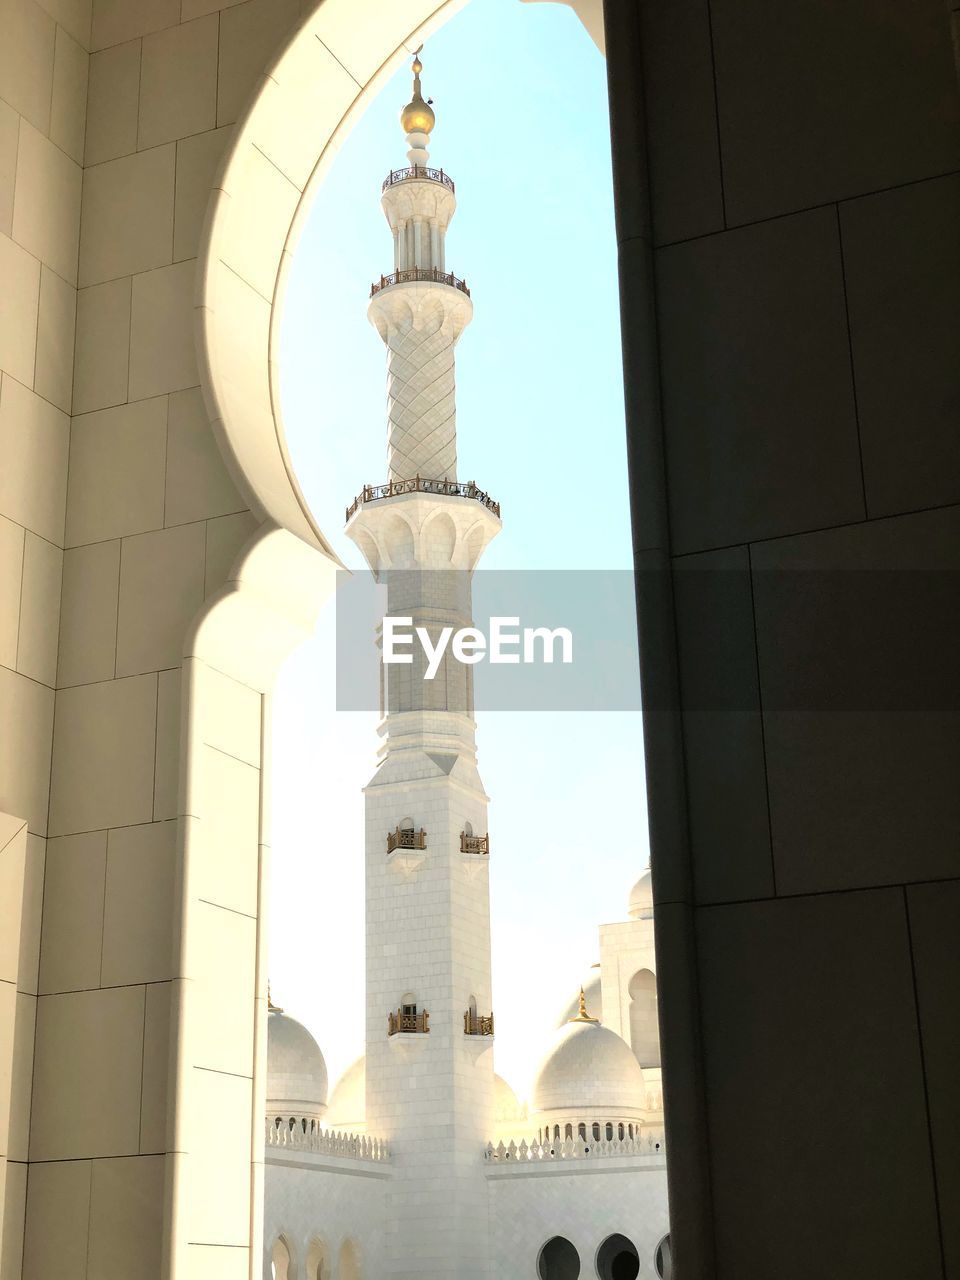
[271,0,649,1099]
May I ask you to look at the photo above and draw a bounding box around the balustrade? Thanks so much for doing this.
[464,1010,494,1036]
[388,1008,430,1035]
[386,826,427,854]
[346,476,500,521]
[460,831,489,855]
[382,165,455,193]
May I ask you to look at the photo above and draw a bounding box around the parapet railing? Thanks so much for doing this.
[388,1009,430,1035]
[460,832,489,855]
[484,1132,664,1163]
[346,477,500,522]
[266,1118,390,1162]
[382,165,455,193]
[370,266,470,299]
[387,826,427,854]
[464,1010,494,1036]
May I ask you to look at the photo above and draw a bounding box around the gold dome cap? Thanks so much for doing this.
[400,49,435,136]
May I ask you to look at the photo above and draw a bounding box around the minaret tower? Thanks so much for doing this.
[344,51,501,1279]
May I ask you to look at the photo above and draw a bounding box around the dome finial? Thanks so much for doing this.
[267,981,283,1014]
[570,985,599,1024]
[400,44,436,149]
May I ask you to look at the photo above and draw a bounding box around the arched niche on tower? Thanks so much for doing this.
[628,968,660,1068]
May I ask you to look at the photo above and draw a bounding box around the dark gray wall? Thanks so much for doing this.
[604,1,960,1277]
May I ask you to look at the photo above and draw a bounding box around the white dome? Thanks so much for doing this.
[628,868,654,920]
[556,966,603,1028]
[326,1055,365,1131]
[266,1011,328,1116]
[493,1073,524,1123]
[532,1019,646,1116]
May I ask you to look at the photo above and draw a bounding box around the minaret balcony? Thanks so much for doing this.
[370,266,470,299]
[346,477,500,522]
[464,1010,494,1036]
[382,164,455,194]
[388,1009,430,1035]
[460,831,490,855]
[386,825,427,854]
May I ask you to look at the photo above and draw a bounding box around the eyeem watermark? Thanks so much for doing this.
[384,615,573,680]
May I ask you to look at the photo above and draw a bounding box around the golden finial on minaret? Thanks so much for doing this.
[400,45,436,137]
[570,985,599,1024]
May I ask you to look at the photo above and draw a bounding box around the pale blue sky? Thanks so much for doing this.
[271,0,649,1097]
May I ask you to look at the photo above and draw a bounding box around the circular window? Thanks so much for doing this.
[537,1236,580,1279]
[654,1234,671,1279]
[596,1233,640,1280]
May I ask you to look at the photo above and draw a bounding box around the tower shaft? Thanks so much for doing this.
[344,53,501,1278]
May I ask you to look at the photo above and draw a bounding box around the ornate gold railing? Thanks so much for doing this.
[386,826,427,854]
[346,477,500,522]
[382,165,455,193]
[388,1009,430,1035]
[460,832,489,855]
[464,1010,494,1036]
[370,266,470,299]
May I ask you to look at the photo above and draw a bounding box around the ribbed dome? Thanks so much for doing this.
[326,1055,365,1131]
[556,966,603,1028]
[532,1019,646,1116]
[266,1011,328,1116]
[628,868,654,920]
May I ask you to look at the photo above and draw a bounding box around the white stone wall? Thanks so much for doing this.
[486,1160,669,1280]
[263,1155,389,1280]
[599,919,657,1060]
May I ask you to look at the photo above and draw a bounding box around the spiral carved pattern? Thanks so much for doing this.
[384,296,459,482]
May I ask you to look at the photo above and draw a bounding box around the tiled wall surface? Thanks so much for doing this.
[608,0,960,1275]
[0,0,315,1273]
[2,0,955,1275]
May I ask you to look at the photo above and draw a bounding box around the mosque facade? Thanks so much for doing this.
[262,55,669,1280]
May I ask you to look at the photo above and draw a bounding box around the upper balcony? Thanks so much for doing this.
[370,265,470,300]
[346,476,500,522]
[382,165,455,194]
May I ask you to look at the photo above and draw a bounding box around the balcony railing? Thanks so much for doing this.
[386,826,427,854]
[370,266,470,299]
[382,165,455,193]
[460,832,489,855]
[266,1117,390,1162]
[464,1010,494,1036]
[346,476,500,522]
[484,1131,664,1163]
[388,1009,430,1035]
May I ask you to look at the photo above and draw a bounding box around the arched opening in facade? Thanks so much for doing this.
[339,1238,362,1280]
[306,1237,330,1280]
[537,1235,581,1279]
[271,1236,294,1280]
[628,968,660,1067]
[194,0,660,1269]
[596,1233,640,1280]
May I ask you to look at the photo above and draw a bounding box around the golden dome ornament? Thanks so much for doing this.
[400,46,436,137]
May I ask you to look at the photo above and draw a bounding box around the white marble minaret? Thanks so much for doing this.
[344,51,501,1279]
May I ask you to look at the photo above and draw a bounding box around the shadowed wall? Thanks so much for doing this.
[604,0,960,1276]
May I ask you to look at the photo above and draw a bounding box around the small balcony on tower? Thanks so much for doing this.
[370,266,470,299]
[464,1009,494,1037]
[382,164,455,194]
[460,831,490,855]
[346,477,499,522]
[386,825,427,854]
[388,1005,430,1035]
